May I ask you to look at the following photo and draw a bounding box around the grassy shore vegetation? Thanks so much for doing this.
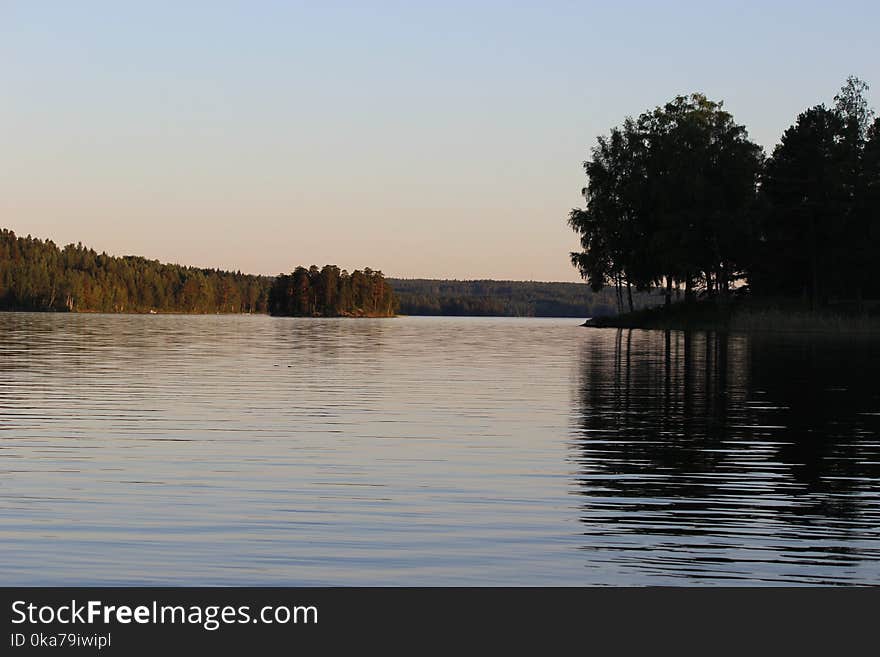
[584,298,880,333]
[569,77,880,325]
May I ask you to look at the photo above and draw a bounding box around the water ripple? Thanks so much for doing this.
[0,313,877,584]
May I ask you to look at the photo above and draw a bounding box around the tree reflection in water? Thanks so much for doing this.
[572,329,880,583]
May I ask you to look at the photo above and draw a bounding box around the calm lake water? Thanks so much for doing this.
[1,313,878,585]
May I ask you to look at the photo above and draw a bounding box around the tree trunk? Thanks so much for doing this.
[627,280,634,313]
[718,266,729,295]
[615,276,623,314]
[810,217,819,312]
[665,276,673,308]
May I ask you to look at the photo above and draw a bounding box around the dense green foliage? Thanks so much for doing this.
[0,229,271,313]
[388,278,661,317]
[570,77,880,312]
[1,228,649,318]
[269,266,397,317]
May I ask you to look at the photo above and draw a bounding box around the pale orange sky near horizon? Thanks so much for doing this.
[3,2,877,282]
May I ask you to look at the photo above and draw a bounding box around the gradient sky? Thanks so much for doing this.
[2,1,878,281]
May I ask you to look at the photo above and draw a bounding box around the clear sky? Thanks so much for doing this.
[2,1,878,281]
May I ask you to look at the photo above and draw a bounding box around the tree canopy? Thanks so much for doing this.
[1,230,403,317]
[268,266,397,317]
[569,78,879,312]
[569,93,763,310]
[0,229,270,313]
[758,79,878,307]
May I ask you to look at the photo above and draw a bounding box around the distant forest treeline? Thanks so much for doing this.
[269,266,397,317]
[1,228,657,318]
[0,229,272,313]
[570,77,880,312]
[0,229,398,317]
[388,278,661,317]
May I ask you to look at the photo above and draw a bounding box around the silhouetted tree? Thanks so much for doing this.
[571,78,879,314]
[570,93,762,308]
[758,77,875,307]
[835,75,876,140]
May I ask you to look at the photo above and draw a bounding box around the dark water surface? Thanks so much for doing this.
[1,314,878,585]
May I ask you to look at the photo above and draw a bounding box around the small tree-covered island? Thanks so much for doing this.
[570,77,880,330]
[268,266,398,317]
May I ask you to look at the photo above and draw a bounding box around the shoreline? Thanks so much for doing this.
[583,300,880,334]
[0,308,397,318]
